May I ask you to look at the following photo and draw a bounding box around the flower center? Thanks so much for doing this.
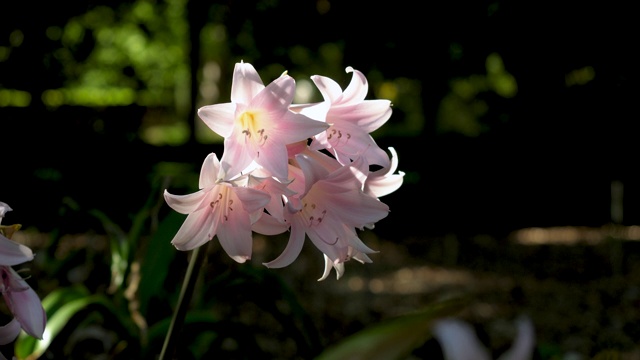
[326,125,351,146]
[238,111,267,146]
[210,187,234,222]
[300,201,327,228]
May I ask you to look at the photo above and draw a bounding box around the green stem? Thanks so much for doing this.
[159,242,209,360]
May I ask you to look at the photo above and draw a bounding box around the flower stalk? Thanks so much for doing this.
[159,241,209,360]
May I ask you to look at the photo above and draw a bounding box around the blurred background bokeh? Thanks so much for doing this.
[1,0,639,359]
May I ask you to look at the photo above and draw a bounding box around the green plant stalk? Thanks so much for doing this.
[159,242,209,360]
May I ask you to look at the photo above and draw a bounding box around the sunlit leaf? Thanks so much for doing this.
[14,289,139,360]
[13,286,92,359]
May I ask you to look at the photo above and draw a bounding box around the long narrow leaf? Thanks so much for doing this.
[315,297,468,360]
[14,295,97,359]
[13,286,90,358]
[137,210,183,316]
[14,291,139,360]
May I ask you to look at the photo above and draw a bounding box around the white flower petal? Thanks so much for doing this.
[231,61,265,104]
[0,318,21,345]
[198,103,236,139]
[0,234,34,266]
[432,318,491,360]
[263,217,306,269]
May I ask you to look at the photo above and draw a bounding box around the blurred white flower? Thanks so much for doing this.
[432,315,535,360]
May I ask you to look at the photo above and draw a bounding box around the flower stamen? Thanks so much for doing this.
[238,111,268,146]
[327,127,351,147]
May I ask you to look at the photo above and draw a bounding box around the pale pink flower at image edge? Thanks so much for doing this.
[0,201,46,347]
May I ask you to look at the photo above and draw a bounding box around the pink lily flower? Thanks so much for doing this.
[303,66,393,168]
[0,202,46,345]
[263,153,389,279]
[197,61,329,181]
[1,266,47,341]
[164,153,271,262]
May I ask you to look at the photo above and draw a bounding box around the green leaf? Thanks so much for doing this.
[14,293,98,359]
[13,286,91,358]
[137,210,182,316]
[314,297,467,360]
[88,207,129,290]
[14,290,139,360]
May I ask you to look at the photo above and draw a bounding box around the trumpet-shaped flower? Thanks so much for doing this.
[1,266,47,341]
[305,66,393,168]
[198,61,329,181]
[164,153,271,262]
[0,202,46,346]
[263,154,389,279]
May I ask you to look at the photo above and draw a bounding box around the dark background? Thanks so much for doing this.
[2,1,640,358]
[1,0,638,243]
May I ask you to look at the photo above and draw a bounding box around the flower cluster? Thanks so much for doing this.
[0,202,46,354]
[164,62,404,280]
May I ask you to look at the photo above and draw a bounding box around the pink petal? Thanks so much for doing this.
[163,189,208,215]
[252,213,289,236]
[306,221,348,263]
[234,187,271,213]
[6,268,46,339]
[251,74,295,112]
[170,206,218,251]
[318,254,334,281]
[365,147,405,198]
[216,207,253,263]
[290,101,329,122]
[365,172,405,198]
[0,318,21,345]
[0,234,34,266]
[351,250,372,264]
[294,154,330,194]
[0,202,12,223]
[231,61,265,104]
[330,99,392,133]
[318,255,345,281]
[199,153,222,188]
[269,111,329,145]
[263,216,306,269]
[310,75,343,104]
[198,102,236,138]
[345,227,378,255]
[219,136,257,181]
[339,67,369,104]
[322,188,389,230]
